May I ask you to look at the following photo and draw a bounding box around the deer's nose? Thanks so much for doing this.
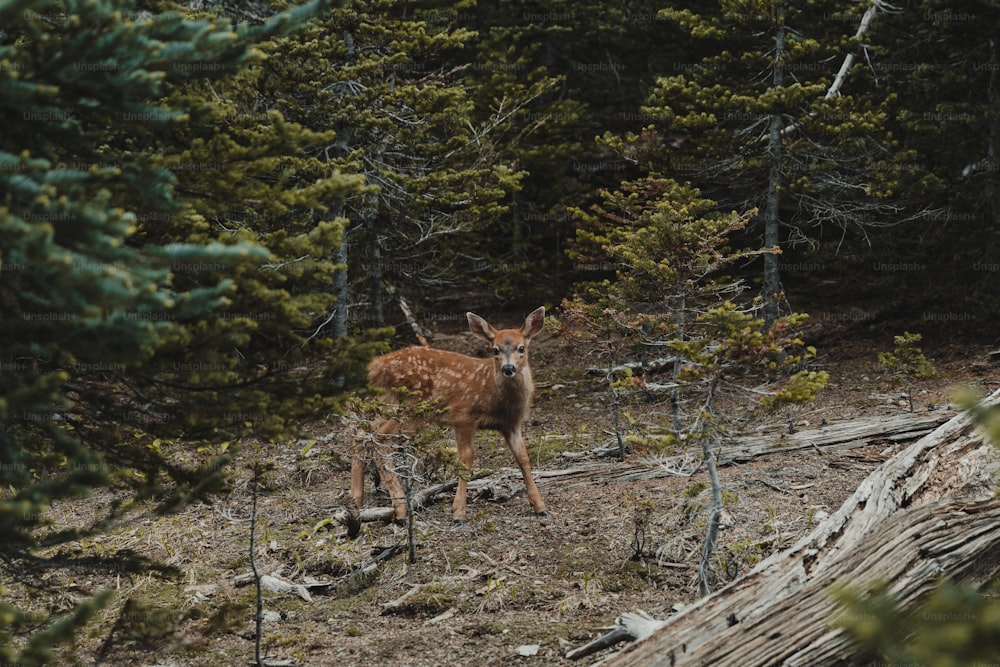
[501,364,517,377]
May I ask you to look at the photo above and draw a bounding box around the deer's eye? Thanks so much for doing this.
[517,345,525,354]
[492,347,500,356]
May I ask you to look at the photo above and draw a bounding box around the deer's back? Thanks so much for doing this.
[368,346,531,431]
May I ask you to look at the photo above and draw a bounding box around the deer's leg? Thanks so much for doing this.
[372,418,408,522]
[350,419,388,510]
[352,418,407,522]
[349,452,365,510]
[377,458,407,523]
[452,425,476,523]
[505,427,548,516]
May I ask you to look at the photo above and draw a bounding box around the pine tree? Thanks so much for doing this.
[563,177,759,363]
[122,30,385,440]
[464,0,683,296]
[628,0,907,323]
[563,176,827,594]
[857,1,1000,326]
[836,580,1000,665]
[563,176,825,432]
[878,331,936,413]
[0,0,362,661]
[203,0,533,326]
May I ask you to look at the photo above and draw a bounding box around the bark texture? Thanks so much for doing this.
[604,394,1000,666]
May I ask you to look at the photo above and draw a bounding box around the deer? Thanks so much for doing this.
[350,306,549,525]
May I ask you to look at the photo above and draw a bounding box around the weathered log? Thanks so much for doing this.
[562,410,952,465]
[637,409,955,464]
[600,392,1000,666]
[338,411,954,526]
[566,611,667,661]
[540,411,956,487]
[586,357,678,377]
[712,410,954,463]
[332,480,458,527]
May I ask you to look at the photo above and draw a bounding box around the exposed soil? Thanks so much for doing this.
[12,320,999,666]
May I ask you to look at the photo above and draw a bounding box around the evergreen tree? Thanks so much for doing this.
[0,0,372,661]
[878,331,936,412]
[563,176,825,433]
[462,0,684,297]
[563,176,827,593]
[837,580,1000,666]
[564,177,760,364]
[627,0,907,323]
[209,0,534,326]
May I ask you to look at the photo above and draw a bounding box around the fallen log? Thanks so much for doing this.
[586,357,678,377]
[541,410,956,487]
[337,410,955,526]
[640,409,955,464]
[332,480,458,527]
[599,392,1000,666]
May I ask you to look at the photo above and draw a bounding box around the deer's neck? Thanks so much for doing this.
[483,364,532,427]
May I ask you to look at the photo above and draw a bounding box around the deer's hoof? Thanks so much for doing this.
[453,519,467,526]
[535,510,550,517]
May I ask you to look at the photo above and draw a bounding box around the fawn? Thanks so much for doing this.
[350,306,549,524]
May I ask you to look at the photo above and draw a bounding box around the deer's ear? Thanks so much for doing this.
[521,306,545,340]
[467,312,495,342]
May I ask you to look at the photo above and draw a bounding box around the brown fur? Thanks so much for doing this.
[350,307,548,523]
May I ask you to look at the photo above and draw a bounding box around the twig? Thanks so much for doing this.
[697,381,724,598]
[380,582,437,615]
[730,461,792,495]
[387,450,421,563]
[398,292,429,347]
[698,439,723,598]
[565,610,667,660]
[250,466,264,667]
[609,362,627,463]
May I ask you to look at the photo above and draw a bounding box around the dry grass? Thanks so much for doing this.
[5,332,994,665]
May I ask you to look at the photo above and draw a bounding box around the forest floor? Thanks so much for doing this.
[27,316,1000,666]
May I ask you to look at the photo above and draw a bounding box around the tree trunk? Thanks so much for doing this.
[603,392,1000,667]
[370,229,384,326]
[330,205,349,339]
[761,3,785,329]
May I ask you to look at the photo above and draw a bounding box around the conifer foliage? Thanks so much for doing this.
[237,0,530,327]
[0,0,374,661]
[631,1,906,321]
[563,177,827,592]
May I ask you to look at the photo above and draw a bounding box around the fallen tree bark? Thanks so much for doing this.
[538,410,955,487]
[338,410,955,526]
[654,410,955,464]
[587,357,678,377]
[601,392,1000,666]
[333,480,458,527]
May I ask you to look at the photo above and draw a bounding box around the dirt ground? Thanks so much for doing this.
[17,318,1000,666]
